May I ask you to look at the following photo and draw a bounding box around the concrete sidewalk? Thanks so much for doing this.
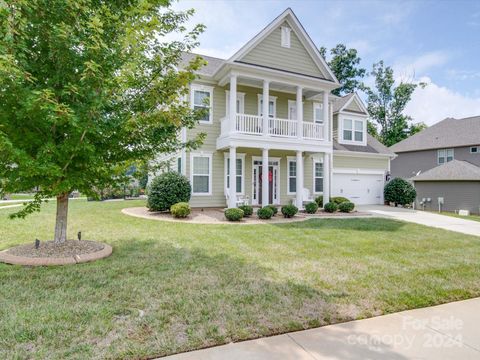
[359,205,480,237]
[162,298,480,359]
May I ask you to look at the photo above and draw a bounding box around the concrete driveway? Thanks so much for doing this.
[358,205,480,237]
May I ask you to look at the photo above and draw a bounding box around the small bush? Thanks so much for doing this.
[331,196,350,205]
[338,201,355,213]
[281,204,298,218]
[238,205,253,217]
[257,206,274,219]
[305,202,318,214]
[315,195,323,208]
[323,202,338,213]
[225,208,244,221]
[266,204,278,216]
[384,178,416,206]
[147,172,191,211]
[170,202,191,218]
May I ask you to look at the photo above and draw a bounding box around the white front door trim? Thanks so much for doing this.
[251,156,281,205]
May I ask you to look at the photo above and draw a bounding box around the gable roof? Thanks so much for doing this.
[390,116,480,153]
[180,52,224,77]
[334,133,395,157]
[332,93,368,115]
[411,160,480,181]
[227,8,339,83]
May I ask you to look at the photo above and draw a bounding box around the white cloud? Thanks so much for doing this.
[394,51,451,80]
[405,77,480,125]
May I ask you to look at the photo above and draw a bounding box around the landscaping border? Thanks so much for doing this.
[0,243,112,266]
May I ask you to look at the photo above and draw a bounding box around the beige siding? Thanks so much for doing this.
[333,155,389,170]
[344,99,363,113]
[240,22,325,78]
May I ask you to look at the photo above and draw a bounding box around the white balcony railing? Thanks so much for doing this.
[303,122,325,140]
[269,117,297,137]
[221,114,325,141]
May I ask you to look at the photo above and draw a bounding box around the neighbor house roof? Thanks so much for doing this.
[334,134,395,157]
[179,52,225,77]
[390,116,480,153]
[411,160,480,181]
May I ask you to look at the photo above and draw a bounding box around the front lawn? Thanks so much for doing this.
[1,200,480,359]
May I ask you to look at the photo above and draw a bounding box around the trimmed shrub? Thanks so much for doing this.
[331,196,350,205]
[238,205,253,217]
[257,206,274,220]
[225,208,244,221]
[170,202,191,218]
[338,201,355,213]
[315,195,323,208]
[147,172,191,211]
[281,204,298,218]
[266,204,278,216]
[384,178,416,206]
[323,202,338,213]
[305,202,319,214]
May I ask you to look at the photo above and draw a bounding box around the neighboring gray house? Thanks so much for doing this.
[411,160,480,214]
[390,116,480,178]
[390,116,480,214]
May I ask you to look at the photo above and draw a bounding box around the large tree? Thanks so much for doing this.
[0,0,206,243]
[365,61,425,147]
[319,44,366,96]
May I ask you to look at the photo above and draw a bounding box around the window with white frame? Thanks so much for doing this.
[191,154,212,194]
[177,157,182,174]
[258,95,276,118]
[438,148,454,164]
[281,26,291,48]
[225,155,244,194]
[343,118,364,142]
[288,159,297,194]
[225,91,245,116]
[191,85,213,123]
[313,103,324,124]
[471,146,479,154]
[313,161,323,193]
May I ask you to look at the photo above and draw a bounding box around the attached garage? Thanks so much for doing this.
[332,171,385,205]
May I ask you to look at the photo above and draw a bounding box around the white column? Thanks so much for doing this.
[323,90,329,141]
[296,150,304,209]
[229,74,237,134]
[296,86,303,139]
[323,152,330,205]
[262,80,269,136]
[228,146,237,208]
[262,148,269,206]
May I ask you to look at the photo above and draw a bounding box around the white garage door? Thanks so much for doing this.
[332,173,384,205]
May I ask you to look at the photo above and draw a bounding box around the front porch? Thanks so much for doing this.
[222,148,331,209]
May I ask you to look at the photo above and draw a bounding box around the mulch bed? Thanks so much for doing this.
[7,240,104,258]
[0,240,112,266]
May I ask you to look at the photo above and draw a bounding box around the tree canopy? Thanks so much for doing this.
[320,44,366,96]
[0,0,206,242]
[365,61,426,147]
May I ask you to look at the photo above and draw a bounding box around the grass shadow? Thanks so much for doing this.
[273,217,407,232]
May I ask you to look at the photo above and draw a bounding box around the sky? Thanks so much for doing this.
[171,0,480,126]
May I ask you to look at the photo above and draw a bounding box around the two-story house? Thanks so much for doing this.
[156,8,394,209]
[390,116,480,213]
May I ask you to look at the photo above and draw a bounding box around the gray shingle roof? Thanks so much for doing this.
[179,52,225,77]
[334,133,395,156]
[411,160,480,181]
[332,93,354,113]
[390,116,480,153]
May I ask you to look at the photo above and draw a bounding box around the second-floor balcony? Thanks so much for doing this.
[221,114,325,140]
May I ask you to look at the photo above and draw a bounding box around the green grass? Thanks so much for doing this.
[1,200,480,359]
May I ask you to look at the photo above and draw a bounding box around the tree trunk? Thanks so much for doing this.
[54,193,69,244]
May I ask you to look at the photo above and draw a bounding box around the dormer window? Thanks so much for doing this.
[281,26,291,48]
[340,116,366,145]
